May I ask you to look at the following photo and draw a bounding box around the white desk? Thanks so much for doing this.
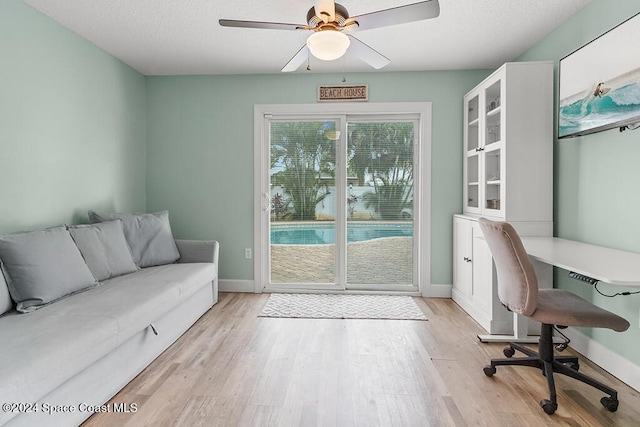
[521,237,640,287]
[478,236,640,343]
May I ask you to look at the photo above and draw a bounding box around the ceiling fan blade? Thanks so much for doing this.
[219,19,308,31]
[281,45,310,72]
[346,0,440,31]
[348,36,390,70]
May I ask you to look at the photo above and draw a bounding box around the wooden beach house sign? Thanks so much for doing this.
[318,85,368,102]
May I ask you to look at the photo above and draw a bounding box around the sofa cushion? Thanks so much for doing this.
[68,220,138,281]
[0,271,12,316]
[88,210,180,268]
[0,226,98,313]
[0,262,215,424]
[93,263,216,343]
[28,262,216,346]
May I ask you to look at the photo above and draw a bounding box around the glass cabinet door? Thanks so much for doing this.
[465,94,481,212]
[482,78,503,214]
[483,145,501,212]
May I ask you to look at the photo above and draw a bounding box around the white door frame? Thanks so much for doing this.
[253,102,432,296]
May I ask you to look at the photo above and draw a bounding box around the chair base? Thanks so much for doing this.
[483,323,620,414]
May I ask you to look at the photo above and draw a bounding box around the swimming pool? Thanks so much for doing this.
[270,222,413,245]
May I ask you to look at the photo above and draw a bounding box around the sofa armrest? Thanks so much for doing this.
[175,240,220,304]
[175,240,219,265]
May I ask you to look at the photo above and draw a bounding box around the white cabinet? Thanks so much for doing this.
[454,61,555,336]
[453,215,512,334]
[452,217,472,299]
[463,62,553,222]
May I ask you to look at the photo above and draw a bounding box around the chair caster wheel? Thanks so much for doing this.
[483,365,496,377]
[540,399,557,415]
[503,346,515,358]
[600,396,619,412]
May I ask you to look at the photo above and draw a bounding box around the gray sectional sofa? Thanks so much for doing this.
[0,211,219,427]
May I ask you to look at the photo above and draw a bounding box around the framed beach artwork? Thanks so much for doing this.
[558,12,640,139]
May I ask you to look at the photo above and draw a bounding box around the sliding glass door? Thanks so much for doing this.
[269,120,339,289]
[346,120,416,290]
[256,104,428,294]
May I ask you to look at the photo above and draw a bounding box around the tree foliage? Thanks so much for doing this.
[270,121,414,221]
[270,122,335,220]
[348,122,414,220]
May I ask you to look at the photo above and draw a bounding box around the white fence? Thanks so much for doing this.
[270,185,411,221]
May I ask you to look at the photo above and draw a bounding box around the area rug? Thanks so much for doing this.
[259,293,427,320]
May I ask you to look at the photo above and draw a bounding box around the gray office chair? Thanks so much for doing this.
[478,218,630,415]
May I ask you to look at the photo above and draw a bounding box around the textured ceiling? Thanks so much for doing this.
[22,0,593,76]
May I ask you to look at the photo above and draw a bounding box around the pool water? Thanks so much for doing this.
[270,223,413,245]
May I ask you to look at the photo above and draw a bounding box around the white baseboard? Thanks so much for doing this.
[425,283,452,298]
[219,279,255,293]
[220,280,448,296]
[565,327,640,392]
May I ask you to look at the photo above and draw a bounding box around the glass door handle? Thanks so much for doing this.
[263,193,271,212]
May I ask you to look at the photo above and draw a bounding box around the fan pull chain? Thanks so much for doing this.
[342,55,346,82]
[307,50,311,71]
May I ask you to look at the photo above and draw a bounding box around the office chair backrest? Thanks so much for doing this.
[479,218,538,316]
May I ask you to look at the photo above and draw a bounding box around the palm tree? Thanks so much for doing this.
[347,126,371,186]
[270,122,336,221]
[349,122,414,220]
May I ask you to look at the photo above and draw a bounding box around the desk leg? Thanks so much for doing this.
[477,312,540,343]
[477,312,563,344]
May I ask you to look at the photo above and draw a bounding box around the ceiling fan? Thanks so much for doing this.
[219,0,440,72]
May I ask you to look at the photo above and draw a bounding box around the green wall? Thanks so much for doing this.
[0,0,147,233]
[145,71,488,283]
[518,0,640,364]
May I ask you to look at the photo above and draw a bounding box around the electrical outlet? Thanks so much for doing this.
[244,248,252,259]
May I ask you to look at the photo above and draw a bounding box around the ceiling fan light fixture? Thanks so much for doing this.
[306,31,350,61]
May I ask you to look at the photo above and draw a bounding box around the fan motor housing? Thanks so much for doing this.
[307,3,349,28]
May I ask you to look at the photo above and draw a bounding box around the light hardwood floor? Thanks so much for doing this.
[83,293,640,426]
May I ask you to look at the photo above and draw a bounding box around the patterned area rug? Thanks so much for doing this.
[259,293,427,320]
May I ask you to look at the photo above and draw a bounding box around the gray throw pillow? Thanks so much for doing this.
[88,210,180,268]
[68,220,138,281]
[0,226,98,313]
[0,270,12,316]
